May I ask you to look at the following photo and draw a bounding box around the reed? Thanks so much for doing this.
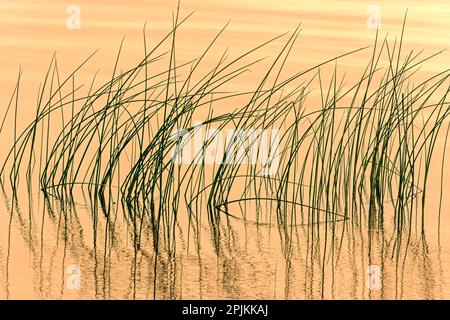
[1,10,449,263]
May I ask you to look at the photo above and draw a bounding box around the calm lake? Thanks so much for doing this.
[0,0,449,299]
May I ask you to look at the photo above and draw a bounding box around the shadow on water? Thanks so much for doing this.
[0,183,448,299]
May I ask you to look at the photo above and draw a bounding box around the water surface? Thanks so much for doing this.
[0,0,450,300]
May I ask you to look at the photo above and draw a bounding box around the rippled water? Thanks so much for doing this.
[1,174,450,299]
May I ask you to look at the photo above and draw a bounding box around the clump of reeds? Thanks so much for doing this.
[0,10,449,259]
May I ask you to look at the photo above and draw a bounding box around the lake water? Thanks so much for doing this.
[0,0,449,299]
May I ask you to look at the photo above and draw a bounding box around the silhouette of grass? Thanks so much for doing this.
[0,10,449,265]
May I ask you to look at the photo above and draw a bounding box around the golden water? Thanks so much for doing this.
[0,0,449,299]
